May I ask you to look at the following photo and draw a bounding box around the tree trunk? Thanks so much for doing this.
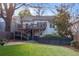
[5,17,12,32]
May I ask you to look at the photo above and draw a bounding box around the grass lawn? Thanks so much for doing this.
[0,42,79,56]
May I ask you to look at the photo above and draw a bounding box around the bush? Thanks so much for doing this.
[42,34,63,39]
[0,36,6,46]
[0,32,9,46]
[71,40,79,49]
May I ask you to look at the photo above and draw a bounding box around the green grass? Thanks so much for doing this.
[0,43,79,56]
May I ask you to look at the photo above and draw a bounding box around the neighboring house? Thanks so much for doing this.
[70,18,79,35]
[11,16,57,36]
[0,18,5,32]
[70,18,79,41]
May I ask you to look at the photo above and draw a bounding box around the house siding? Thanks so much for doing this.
[11,16,57,36]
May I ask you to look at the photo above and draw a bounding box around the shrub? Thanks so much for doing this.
[42,34,63,39]
[71,40,79,49]
[0,32,9,46]
[0,36,6,46]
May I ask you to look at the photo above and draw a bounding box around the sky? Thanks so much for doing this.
[14,3,60,16]
[14,3,79,16]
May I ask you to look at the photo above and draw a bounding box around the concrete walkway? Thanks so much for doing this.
[5,41,27,46]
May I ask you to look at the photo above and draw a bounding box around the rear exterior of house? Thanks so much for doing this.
[11,16,57,36]
[1,15,79,41]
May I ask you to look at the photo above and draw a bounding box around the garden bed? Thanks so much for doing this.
[33,36,72,45]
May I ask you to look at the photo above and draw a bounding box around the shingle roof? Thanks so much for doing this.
[12,16,53,22]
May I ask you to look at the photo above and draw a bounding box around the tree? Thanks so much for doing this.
[18,9,32,28]
[28,3,46,16]
[33,7,45,16]
[19,9,31,17]
[53,4,73,38]
[0,3,24,32]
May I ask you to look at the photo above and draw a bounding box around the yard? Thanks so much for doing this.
[0,42,79,56]
[0,3,79,56]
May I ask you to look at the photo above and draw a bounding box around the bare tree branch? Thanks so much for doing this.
[15,3,24,10]
[0,3,6,19]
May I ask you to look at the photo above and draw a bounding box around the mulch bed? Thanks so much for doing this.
[64,45,79,52]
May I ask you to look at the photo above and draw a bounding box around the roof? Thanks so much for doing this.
[12,16,53,22]
[70,17,79,25]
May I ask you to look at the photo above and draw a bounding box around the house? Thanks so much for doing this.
[1,15,79,39]
[11,16,57,36]
[70,18,79,41]
[0,18,5,32]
